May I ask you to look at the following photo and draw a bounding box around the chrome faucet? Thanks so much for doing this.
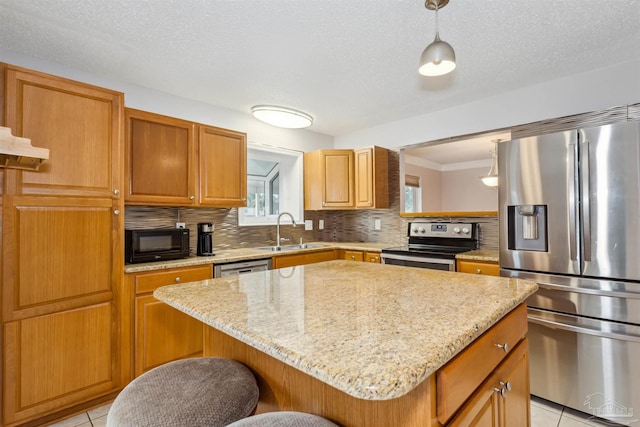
[276,212,296,248]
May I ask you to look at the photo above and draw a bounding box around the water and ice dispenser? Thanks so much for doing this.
[507,205,548,252]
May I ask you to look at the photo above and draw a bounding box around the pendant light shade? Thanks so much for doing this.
[419,0,456,77]
[251,105,313,129]
[480,140,500,187]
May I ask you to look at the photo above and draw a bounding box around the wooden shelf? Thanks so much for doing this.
[400,211,498,217]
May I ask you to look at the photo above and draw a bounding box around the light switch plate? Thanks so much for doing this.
[374,219,381,230]
[176,222,186,229]
[304,220,313,230]
[319,219,324,230]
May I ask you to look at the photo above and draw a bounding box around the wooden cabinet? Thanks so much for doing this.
[3,65,123,198]
[272,250,336,269]
[338,250,381,263]
[128,265,211,377]
[304,147,388,210]
[125,108,196,205]
[1,65,125,426]
[437,304,529,426]
[354,146,388,209]
[457,259,500,276]
[198,124,247,207]
[125,109,247,207]
[448,339,530,427]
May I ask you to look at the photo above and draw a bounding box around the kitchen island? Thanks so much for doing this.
[154,260,537,426]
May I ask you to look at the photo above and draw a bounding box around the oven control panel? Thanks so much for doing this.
[408,222,477,238]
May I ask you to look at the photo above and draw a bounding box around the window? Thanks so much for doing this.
[404,174,421,213]
[239,144,303,226]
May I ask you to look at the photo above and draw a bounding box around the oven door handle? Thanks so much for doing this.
[381,253,454,265]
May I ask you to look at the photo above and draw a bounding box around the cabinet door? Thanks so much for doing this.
[365,252,381,263]
[342,250,364,262]
[135,295,203,376]
[272,250,336,269]
[4,65,123,198]
[3,303,120,425]
[125,108,196,205]
[355,148,374,208]
[457,260,500,276]
[2,196,119,321]
[499,339,530,426]
[198,125,247,207]
[447,381,499,427]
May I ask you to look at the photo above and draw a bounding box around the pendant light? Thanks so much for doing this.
[419,0,456,77]
[251,105,313,129]
[481,140,500,187]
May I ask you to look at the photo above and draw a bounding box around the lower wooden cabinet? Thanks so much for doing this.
[447,339,530,427]
[457,259,500,276]
[128,264,211,377]
[272,250,336,269]
[338,250,381,263]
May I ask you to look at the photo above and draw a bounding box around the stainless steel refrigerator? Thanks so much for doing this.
[499,120,640,425]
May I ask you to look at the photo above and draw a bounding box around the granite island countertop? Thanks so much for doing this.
[154,260,537,401]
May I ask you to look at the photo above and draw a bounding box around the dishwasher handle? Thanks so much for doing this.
[528,310,640,343]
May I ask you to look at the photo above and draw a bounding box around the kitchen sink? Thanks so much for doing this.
[254,243,327,252]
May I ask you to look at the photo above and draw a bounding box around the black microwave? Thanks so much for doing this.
[125,228,190,264]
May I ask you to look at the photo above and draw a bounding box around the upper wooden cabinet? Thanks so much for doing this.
[355,146,389,209]
[125,109,247,207]
[304,146,388,210]
[198,125,247,207]
[3,65,123,198]
[125,108,196,205]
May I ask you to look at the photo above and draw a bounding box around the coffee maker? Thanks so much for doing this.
[197,222,215,256]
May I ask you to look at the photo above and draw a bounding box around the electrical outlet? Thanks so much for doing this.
[176,222,186,229]
[304,220,313,230]
[374,219,381,230]
[318,219,324,230]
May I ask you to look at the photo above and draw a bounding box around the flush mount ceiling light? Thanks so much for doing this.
[250,105,313,129]
[481,139,500,187]
[419,0,456,77]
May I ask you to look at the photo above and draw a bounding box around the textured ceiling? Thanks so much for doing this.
[1,0,639,141]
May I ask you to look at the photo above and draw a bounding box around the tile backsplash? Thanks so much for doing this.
[124,150,498,255]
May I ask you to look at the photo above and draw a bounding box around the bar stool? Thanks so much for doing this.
[107,357,259,427]
[227,411,340,426]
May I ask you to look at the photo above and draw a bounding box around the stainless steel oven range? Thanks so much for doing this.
[381,222,479,271]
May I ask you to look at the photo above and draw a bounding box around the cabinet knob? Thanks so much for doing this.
[500,381,512,391]
[189,196,195,200]
[175,277,181,282]
[113,189,120,195]
[476,268,482,274]
[113,209,120,215]
[494,386,507,398]
[351,255,356,260]
[495,342,509,353]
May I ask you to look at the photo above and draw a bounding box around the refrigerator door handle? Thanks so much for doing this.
[569,141,579,261]
[528,312,640,343]
[580,136,592,262]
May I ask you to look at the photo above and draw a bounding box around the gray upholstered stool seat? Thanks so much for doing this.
[107,357,259,427]
[227,411,340,426]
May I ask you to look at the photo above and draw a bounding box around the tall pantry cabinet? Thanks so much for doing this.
[0,64,127,426]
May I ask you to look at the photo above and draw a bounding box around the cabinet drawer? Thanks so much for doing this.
[342,250,364,261]
[436,303,528,424]
[133,265,212,294]
[365,252,381,263]
[457,260,500,276]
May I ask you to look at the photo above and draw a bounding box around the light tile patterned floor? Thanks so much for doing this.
[46,396,627,426]
[531,396,628,427]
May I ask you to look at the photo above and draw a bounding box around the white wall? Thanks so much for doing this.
[440,168,498,212]
[0,48,334,153]
[334,59,640,149]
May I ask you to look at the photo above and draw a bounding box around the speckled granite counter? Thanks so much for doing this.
[154,260,536,401]
[456,248,499,263]
[124,242,392,273]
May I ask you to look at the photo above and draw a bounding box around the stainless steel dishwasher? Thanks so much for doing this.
[213,258,272,277]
